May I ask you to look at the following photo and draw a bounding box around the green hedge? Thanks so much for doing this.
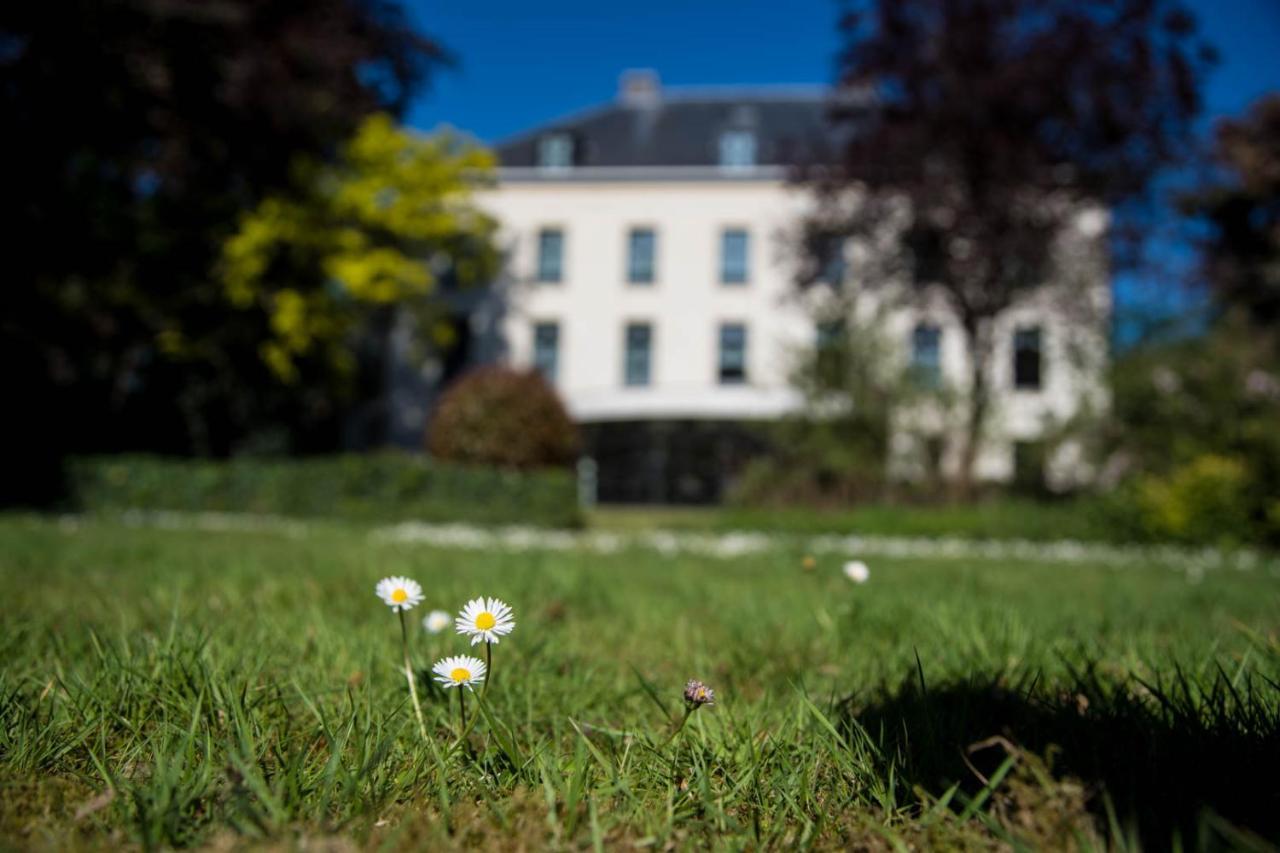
[68,454,581,528]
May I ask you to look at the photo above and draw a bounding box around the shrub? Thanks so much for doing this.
[1133,454,1254,546]
[68,453,581,528]
[427,367,579,470]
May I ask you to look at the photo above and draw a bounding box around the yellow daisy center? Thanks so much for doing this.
[475,611,496,630]
[391,588,408,603]
[450,668,471,682]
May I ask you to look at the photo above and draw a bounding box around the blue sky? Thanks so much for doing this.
[405,0,1280,143]
[402,0,1280,342]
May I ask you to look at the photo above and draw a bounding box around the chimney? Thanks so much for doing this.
[618,69,661,108]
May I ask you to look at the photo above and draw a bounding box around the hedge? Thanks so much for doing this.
[68,454,581,528]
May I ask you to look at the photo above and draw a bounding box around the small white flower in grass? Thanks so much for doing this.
[432,655,487,690]
[375,576,423,611]
[423,609,451,633]
[843,560,870,584]
[455,597,516,645]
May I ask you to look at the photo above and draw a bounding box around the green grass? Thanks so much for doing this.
[2,514,1279,850]
[590,498,1119,542]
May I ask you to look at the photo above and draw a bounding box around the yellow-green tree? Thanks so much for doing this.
[220,114,499,383]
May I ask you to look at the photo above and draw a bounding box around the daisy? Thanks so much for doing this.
[455,597,516,645]
[684,679,715,708]
[432,655,487,690]
[375,576,424,611]
[843,560,870,584]
[423,609,451,634]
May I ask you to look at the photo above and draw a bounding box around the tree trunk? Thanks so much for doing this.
[954,320,992,500]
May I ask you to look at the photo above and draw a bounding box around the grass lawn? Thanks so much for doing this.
[2,514,1278,850]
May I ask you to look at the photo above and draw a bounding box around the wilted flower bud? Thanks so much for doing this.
[684,679,715,708]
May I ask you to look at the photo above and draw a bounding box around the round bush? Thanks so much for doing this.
[427,367,579,470]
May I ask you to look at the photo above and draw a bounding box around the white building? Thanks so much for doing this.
[438,71,1108,502]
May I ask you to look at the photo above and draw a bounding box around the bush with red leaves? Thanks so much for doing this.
[427,367,579,470]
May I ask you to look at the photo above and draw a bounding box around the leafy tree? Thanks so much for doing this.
[1101,318,1280,545]
[801,0,1213,494]
[731,306,938,506]
[2,0,444,501]
[218,114,498,385]
[1183,94,1280,330]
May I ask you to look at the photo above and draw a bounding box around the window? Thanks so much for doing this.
[819,236,847,285]
[1013,326,1043,390]
[911,324,942,388]
[718,323,748,384]
[718,130,756,169]
[537,133,573,169]
[532,322,559,382]
[627,228,656,284]
[624,323,652,387]
[536,228,563,283]
[720,229,749,284]
[815,319,845,350]
[815,319,846,379]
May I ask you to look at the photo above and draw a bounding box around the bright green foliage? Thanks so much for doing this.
[220,114,498,382]
[2,517,1278,849]
[1105,318,1280,546]
[1135,455,1255,546]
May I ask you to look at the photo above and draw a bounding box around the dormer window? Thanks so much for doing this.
[718,130,756,169]
[538,133,574,169]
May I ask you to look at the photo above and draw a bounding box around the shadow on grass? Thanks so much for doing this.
[843,662,1280,847]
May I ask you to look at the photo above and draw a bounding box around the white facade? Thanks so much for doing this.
[481,174,813,422]
[466,75,1109,490]
[478,170,1108,486]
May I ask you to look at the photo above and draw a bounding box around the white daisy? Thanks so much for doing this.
[432,655,487,690]
[843,560,870,584]
[375,576,424,611]
[423,609,451,633]
[455,597,516,645]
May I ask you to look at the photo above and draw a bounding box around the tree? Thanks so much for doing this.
[801,0,1213,494]
[730,305,930,506]
[1,0,445,501]
[1183,94,1280,330]
[219,114,498,385]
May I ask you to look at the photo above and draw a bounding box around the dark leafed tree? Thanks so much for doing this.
[1,0,445,502]
[1183,94,1280,332]
[800,0,1214,494]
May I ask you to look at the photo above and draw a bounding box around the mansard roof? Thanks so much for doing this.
[494,75,846,171]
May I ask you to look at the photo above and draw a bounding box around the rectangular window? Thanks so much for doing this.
[720,229,749,284]
[815,319,846,380]
[627,228,656,284]
[537,133,573,169]
[536,228,563,283]
[815,319,845,350]
[532,321,559,383]
[911,324,942,388]
[718,323,748,384]
[624,323,652,387]
[719,130,756,169]
[820,236,847,285]
[1013,326,1043,390]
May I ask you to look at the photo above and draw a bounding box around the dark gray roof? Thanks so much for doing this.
[494,87,843,170]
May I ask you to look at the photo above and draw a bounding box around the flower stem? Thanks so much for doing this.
[459,685,468,736]
[398,609,427,742]
[665,706,696,745]
[482,641,493,700]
